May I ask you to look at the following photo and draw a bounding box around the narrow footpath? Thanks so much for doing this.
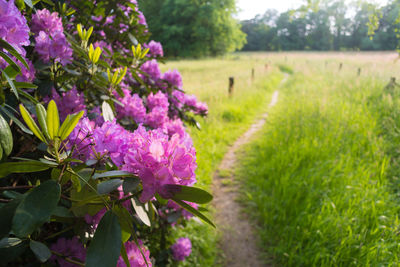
[212,74,288,267]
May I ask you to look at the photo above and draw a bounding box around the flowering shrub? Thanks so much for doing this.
[0,0,212,266]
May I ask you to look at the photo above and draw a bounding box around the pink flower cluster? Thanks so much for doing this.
[144,41,164,57]
[145,92,169,128]
[0,0,30,56]
[171,237,192,261]
[116,88,147,123]
[31,9,73,65]
[69,120,197,202]
[139,59,161,83]
[117,240,152,267]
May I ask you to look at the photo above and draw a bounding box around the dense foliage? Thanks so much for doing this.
[0,0,214,266]
[137,0,246,57]
[241,0,400,51]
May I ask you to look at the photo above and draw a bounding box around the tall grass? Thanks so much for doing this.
[236,55,400,266]
[160,56,283,266]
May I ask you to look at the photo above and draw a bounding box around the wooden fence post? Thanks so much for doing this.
[339,63,343,71]
[228,77,234,96]
[251,68,255,82]
[357,68,361,76]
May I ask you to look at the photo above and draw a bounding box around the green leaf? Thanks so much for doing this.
[97,179,123,195]
[0,51,21,73]
[122,177,140,194]
[93,170,134,179]
[1,68,18,99]
[0,106,32,134]
[131,198,151,227]
[163,185,213,204]
[29,240,51,263]
[24,0,33,8]
[52,206,73,218]
[120,243,131,267]
[58,110,84,140]
[0,161,50,178]
[46,100,60,140]
[14,82,38,89]
[114,206,133,243]
[0,238,22,248]
[0,113,13,157]
[172,198,215,228]
[19,104,46,142]
[102,101,115,122]
[12,180,61,237]
[36,104,50,140]
[0,39,28,69]
[86,211,122,267]
[0,199,21,239]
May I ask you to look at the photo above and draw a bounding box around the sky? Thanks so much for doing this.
[237,0,389,20]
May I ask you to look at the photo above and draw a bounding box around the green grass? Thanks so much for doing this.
[160,55,284,266]
[236,53,400,266]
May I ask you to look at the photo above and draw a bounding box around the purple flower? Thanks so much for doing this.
[138,11,147,26]
[115,89,147,123]
[171,90,185,108]
[139,59,161,83]
[123,126,197,202]
[184,95,208,115]
[0,0,30,55]
[117,240,152,267]
[35,31,73,65]
[165,119,186,138]
[145,107,168,129]
[31,9,63,35]
[171,238,192,261]
[163,70,183,89]
[91,120,133,166]
[47,88,87,121]
[50,237,86,267]
[67,117,95,162]
[144,41,163,57]
[147,92,169,111]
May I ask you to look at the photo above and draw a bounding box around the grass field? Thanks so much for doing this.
[236,52,400,266]
[160,55,283,266]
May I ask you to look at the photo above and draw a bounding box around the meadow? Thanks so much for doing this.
[162,52,400,266]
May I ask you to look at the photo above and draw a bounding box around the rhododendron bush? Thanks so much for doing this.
[0,0,212,266]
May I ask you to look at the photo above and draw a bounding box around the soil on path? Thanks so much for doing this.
[212,75,287,267]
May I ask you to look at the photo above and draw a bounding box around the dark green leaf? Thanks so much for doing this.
[86,211,122,267]
[14,82,38,89]
[29,240,51,263]
[97,179,123,195]
[120,243,131,267]
[122,177,140,194]
[163,185,213,204]
[52,206,73,218]
[0,39,28,69]
[1,68,18,99]
[93,170,134,179]
[0,51,21,73]
[0,199,21,239]
[12,180,61,237]
[0,161,50,178]
[172,199,215,228]
[0,106,32,134]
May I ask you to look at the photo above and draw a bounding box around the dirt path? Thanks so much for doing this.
[212,75,287,267]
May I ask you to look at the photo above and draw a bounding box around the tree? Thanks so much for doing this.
[138,0,246,57]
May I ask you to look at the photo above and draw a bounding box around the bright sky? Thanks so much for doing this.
[237,0,390,20]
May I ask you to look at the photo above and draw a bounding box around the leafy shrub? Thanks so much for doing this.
[0,0,213,266]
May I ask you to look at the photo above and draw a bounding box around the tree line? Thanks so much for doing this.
[241,0,400,51]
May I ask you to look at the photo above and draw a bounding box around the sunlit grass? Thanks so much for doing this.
[236,52,400,266]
